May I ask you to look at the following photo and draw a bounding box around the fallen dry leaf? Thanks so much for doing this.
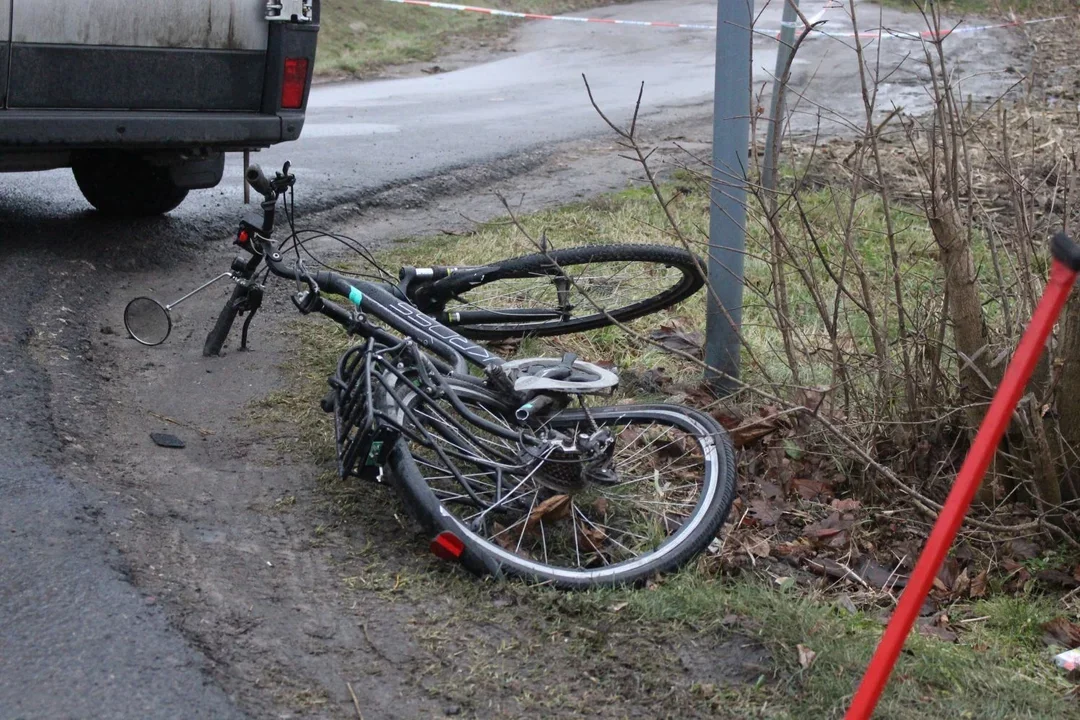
[796,644,817,669]
[802,512,849,540]
[748,498,785,527]
[1042,617,1080,648]
[952,567,971,597]
[793,478,832,501]
[579,525,607,552]
[491,522,515,551]
[744,534,771,558]
[1036,569,1080,589]
[525,494,571,532]
[916,618,958,643]
[970,569,988,598]
[1007,538,1041,560]
[650,325,703,359]
[830,498,862,512]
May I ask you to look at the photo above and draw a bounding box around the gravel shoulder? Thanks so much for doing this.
[32,123,776,719]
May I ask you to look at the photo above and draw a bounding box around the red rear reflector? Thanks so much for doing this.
[237,229,250,244]
[430,531,465,561]
[281,57,309,109]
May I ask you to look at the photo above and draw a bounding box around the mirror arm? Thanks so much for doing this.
[165,273,233,311]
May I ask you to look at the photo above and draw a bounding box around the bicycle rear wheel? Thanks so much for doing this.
[388,384,736,589]
[432,244,705,340]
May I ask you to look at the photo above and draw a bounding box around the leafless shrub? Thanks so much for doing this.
[584,0,1080,546]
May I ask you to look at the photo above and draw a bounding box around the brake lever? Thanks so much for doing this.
[292,271,321,314]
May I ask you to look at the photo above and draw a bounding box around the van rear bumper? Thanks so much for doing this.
[0,110,305,151]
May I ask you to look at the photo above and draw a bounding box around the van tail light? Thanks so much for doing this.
[281,57,309,109]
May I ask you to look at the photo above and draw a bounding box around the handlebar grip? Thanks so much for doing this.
[203,284,245,357]
[246,164,273,198]
[1052,232,1080,272]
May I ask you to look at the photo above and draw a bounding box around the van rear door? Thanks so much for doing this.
[7,0,270,111]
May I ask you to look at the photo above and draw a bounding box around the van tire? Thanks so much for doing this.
[73,153,189,216]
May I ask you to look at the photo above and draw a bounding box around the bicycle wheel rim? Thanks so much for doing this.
[441,245,705,340]
[390,387,734,586]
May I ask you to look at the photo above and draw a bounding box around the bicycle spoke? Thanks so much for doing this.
[402,387,724,580]
[450,259,682,322]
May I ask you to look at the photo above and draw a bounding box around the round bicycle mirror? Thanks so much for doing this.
[124,297,172,346]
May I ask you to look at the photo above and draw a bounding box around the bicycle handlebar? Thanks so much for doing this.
[206,161,472,373]
[246,164,274,198]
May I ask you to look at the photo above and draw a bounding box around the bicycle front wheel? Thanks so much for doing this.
[434,244,705,340]
[388,385,736,589]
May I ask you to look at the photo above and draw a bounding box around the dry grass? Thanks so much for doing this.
[252,186,1077,716]
[317,0,623,79]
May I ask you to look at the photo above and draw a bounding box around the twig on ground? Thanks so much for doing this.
[346,682,364,720]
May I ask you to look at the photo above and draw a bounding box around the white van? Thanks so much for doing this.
[0,1,320,215]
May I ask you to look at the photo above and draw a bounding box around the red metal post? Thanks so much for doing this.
[845,258,1078,719]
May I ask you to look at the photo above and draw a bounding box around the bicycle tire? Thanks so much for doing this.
[386,384,736,589]
[431,244,706,340]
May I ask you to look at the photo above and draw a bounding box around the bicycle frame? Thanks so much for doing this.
[399,264,566,328]
[250,238,506,376]
[351,279,505,372]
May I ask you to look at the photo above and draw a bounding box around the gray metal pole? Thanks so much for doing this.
[704,0,752,393]
[763,0,799,194]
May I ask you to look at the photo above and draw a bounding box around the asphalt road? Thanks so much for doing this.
[0,1,1021,717]
[0,0,1017,227]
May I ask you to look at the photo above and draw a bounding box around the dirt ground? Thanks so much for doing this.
[29,121,782,719]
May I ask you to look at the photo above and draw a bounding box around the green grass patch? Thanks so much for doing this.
[610,576,1072,719]
[317,0,621,78]
[375,177,961,395]
[251,179,1078,717]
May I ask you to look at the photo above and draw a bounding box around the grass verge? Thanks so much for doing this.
[250,180,1078,716]
[317,0,621,79]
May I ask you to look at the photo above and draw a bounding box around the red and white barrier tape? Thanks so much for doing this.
[381,0,837,31]
[380,0,1066,42]
[819,13,1065,41]
[381,0,714,30]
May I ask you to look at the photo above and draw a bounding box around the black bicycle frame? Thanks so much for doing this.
[401,264,565,327]
[260,245,505,376]
[346,279,505,374]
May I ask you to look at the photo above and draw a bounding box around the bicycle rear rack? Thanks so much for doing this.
[329,340,394,481]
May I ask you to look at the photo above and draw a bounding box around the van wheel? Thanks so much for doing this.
[73,153,189,216]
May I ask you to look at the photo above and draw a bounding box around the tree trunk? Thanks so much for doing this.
[928,189,1000,503]
[1056,293,1080,499]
